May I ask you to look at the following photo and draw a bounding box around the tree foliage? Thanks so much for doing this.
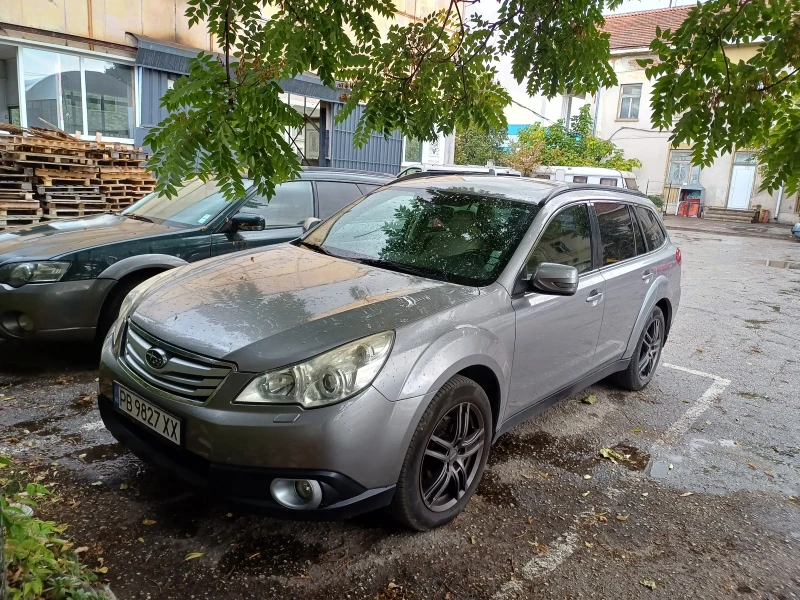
[508,105,641,175]
[454,126,509,166]
[145,0,799,200]
[146,0,621,200]
[644,0,800,195]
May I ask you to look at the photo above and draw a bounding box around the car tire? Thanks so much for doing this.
[95,273,159,344]
[613,306,666,391]
[390,375,492,531]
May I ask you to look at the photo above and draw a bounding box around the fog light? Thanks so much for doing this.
[17,314,34,332]
[270,478,322,510]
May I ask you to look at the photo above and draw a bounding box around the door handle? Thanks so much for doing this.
[642,270,653,283]
[586,290,603,304]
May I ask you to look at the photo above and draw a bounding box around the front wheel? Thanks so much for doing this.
[390,375,492,531]
[613,306,665,391]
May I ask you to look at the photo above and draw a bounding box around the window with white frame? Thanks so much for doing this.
[21,47,134,140]
[617,84,641,120]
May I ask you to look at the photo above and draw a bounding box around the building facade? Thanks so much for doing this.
[0,0,451,176]
[590,7,798,223]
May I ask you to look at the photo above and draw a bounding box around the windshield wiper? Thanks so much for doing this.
[123,213,155,223]
[347,256,442,280]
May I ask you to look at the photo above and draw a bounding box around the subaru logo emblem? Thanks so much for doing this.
[145,347,169,371]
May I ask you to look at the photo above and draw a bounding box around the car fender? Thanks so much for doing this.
[622,274,670,360]
[97,254,189,281]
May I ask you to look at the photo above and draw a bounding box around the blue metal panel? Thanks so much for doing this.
[330,103,402,175]
[135,68,174,148]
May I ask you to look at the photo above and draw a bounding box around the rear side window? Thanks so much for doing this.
[357,183,380,195]
[240,181,313,227]
[595,202,636,264]
[624,178,638,190]
[317,182,364,219]
[630,206,646,255]
[599,177,618,187]
[526,203,593,276]
[635,205,667,251]
[571,175,588,184]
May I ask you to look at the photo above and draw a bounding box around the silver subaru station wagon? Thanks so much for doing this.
[98,174,681,530]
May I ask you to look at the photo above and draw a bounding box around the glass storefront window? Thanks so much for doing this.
[21,47,134,140]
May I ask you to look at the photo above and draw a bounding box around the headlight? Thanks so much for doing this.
[0,261,71,287]
[235,331,395,408]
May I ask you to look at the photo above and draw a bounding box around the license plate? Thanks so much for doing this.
[113,382,181,445]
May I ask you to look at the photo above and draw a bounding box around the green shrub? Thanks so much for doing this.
[1,456,113,600]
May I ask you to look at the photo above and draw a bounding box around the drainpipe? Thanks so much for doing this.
[593,87,602,137]
[774,185,784,221]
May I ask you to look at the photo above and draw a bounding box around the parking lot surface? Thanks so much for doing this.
[1,229,799,599]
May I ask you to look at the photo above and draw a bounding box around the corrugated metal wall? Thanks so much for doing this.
[135,67,173,147]
[330,103,402,175]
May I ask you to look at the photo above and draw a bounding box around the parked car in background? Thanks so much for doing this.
[793,222,800,240]
[0,168,391,342]
[533,166,639,190]
[98,174,681,530]
[398,163,522,178]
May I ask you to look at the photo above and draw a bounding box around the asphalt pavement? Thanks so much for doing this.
[1,230,798,599]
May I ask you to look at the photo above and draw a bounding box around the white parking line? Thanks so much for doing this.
[492,531,579,599]
[660,363,731,444]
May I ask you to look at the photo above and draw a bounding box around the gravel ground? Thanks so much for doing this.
[1,230,799,600]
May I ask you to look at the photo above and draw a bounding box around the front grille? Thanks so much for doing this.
[120,321,233,402]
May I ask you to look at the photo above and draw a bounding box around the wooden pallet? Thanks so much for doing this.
[45,194,105,203]
[36,184,101,195]
[0,203,43,217]
[0,181,33,190]
[43,202,106,217]
[0,191,35,201]
[0,217,40,229]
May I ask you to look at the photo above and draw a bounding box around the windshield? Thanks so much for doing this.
[302,186,540,286]
[121,179,252,227]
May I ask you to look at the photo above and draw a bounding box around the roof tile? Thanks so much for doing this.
[602,6,693,50]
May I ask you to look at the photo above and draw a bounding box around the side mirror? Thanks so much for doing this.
[530,263,579,295]
[230,213,265,232]
[302,217,322,233]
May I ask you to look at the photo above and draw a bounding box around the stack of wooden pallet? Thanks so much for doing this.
[0,123,156,228]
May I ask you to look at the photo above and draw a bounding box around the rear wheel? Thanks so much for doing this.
[391,375,492,531]
[613,306,665,391]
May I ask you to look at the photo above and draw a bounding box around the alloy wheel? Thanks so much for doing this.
[638,316,663,379]
[420,402,485,512]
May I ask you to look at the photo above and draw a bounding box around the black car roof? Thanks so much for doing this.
[299,167,394,183]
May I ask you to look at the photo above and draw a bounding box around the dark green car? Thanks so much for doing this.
[0,168,391,341]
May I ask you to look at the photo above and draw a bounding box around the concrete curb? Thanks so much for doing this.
[664,223,797,241]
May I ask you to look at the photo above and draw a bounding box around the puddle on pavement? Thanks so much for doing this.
[764,260,800,270]
[476,471,517,507]
[73,443,127,463]
[489,430,595,473]
[609,443,650,471]
[217,533,324,577]
[737,391,771,401]
[12,418,62,437]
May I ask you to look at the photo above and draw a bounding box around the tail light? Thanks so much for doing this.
[676,248,682,264]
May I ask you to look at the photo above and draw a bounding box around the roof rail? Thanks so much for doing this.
[300,166,394,178]
[538,183,648,206]
[392,170,512,183]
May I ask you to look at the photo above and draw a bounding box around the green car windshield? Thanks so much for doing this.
[121,179,253,227]
[302,186,540,287]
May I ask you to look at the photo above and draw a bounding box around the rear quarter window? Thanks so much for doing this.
[634,205,667,251]
[599,177,619,187]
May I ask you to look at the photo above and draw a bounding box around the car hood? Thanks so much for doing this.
[0,214,176,263]
[131,244,477,372]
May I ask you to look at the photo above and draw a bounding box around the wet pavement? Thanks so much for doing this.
[1,230,799,599]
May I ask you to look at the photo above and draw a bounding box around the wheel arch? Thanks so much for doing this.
[622,276,673,360]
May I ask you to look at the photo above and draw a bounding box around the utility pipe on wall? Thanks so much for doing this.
[774,185,784,221]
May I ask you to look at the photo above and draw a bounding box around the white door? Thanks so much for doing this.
[727,165,755,209]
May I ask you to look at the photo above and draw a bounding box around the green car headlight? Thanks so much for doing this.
[0,261,71,287]
[235,331,395,408]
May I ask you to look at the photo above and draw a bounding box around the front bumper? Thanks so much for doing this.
[98,332,427,517]
[0,278,113,340]
[98,395,395,518]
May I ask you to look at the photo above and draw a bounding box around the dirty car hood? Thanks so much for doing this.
[0,214,175,263]
[131,244,477,372]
